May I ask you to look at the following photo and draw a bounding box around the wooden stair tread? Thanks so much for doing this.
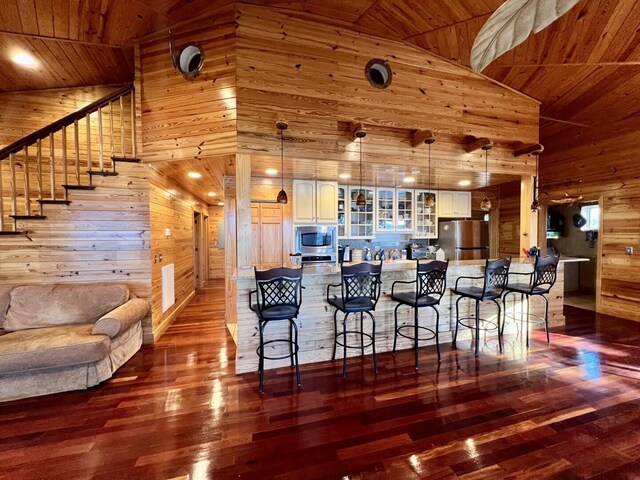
[9,215,47,220]
[87,170,118,176]
[111,157,141,163]
[62,184,96,190]
[38,200,71,205]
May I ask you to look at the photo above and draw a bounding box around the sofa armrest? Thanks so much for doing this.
[92,298,149,338]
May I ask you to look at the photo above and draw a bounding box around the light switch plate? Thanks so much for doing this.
[625,246,634,255]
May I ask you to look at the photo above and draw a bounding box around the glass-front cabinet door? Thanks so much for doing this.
[415,190,438,238]
[349,186,375,238]
[337,186,348,238]
[396,189,414,233]
[376,188,395,232]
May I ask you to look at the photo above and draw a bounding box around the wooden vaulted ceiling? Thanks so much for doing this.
[2,1,639,189]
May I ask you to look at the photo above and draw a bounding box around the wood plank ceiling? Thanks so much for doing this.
[2,0,638,197]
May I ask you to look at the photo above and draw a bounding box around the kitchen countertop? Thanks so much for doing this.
[234,256,588,279]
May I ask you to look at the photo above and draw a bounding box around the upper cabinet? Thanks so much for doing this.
[395,189,414,233]
[437,191,471,218]
[349,186,375,238]
[337,186,347,238]
[376,188,395,232]
[415,190,438,239]
[293,180,338,223]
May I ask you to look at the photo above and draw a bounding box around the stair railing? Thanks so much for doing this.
[0,84,137,234]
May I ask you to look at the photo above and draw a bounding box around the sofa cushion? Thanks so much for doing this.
[0,324,110,374]
[0,285,12,328]
[92,298,149,338]
[3,284,130,332]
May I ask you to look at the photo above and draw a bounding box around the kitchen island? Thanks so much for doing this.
[233,257,586,374]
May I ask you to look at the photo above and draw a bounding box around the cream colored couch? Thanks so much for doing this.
[0,283,148,402]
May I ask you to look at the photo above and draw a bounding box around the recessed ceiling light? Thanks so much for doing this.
[12,51,38,68]
[411,170,421,174]
[218,201,224,206]
[207,192,217,197]
[265,168,278,175]
[339,173,351,180]
[403,176,415,183]
[187,172,202,179]
[458,179,471,187]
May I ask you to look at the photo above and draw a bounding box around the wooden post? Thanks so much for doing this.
[61,125,68,198]
[36,139,43,215]
[0,156,4,231]
[23,146,31,215]
[9,153,17,220]
[119,96,125,157]
[86,113,92,172]
[236,154,252,269]
[520,175,538,255]
[98,107,104,171]
[49,132,55,200]
[74,120,80,184]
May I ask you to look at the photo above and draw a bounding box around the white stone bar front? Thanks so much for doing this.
[234,258,583,374]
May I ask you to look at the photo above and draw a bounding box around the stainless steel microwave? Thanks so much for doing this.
[295,226,337,264]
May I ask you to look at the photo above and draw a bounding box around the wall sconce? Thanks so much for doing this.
[164,228,172,238]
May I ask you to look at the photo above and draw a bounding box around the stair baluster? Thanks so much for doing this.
[120,97,126,158]
[0,158,4,231]
[23,146,31,216]
[86,113,92,174]
[61,126,68,199]
[9,154,17,228]
[73,119,80,185]
[36,139,44,215]
[109,102,115,163]
[49,132,55,200]
[98,107,104,171]
[131,94,137,158]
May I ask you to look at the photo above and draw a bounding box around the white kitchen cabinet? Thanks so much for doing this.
[315,181,338,223]
[376,188,395,232]
[414,190,438,239]
[293,180,337,223]
[337,186,348,238]
[349,186,375,238]
[395,189,414,233]
[437,191,471,218]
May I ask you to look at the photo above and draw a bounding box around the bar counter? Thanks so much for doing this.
[233,257,586,374]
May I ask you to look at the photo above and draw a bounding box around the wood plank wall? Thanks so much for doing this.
[137,16,237,163]
[0,162,153,336]
[0,85,121,149]
[542,122,640,320]
[148,166,209,339]
[234,5,540,186]
[498,181,522,257]
[208,205,225,279]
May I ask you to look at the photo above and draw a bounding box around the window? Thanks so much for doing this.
[580,204,600,231]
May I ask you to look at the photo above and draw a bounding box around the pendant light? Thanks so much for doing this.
[425,138,436,208]
[276,119,288,204]
[531,152,541,212]
[355,131,367,207]
[480,145,492,211]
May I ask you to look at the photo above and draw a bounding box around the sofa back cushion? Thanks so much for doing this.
[0,285,12,329]
[3,284,130,332]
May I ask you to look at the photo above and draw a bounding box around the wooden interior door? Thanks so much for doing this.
[193,211,202,288]
[260,204,283,268]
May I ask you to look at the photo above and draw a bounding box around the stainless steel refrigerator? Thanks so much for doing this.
[438,220,489,261]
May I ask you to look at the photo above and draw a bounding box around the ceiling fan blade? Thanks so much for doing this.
[470,0,580,73]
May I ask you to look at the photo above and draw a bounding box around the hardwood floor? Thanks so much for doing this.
[3,280,640,479]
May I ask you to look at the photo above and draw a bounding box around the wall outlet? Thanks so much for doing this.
[625,246,634,255]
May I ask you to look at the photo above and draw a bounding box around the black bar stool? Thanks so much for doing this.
[249,267,304,392]
[502,255,560,347]
[326,261,382,378]
[391,260,449,369]
[452,258,511,356]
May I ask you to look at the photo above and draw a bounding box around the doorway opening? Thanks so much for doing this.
[546,199,601,311]
[193,211,209,290]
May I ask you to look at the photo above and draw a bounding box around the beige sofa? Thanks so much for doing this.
[0,283,149,402]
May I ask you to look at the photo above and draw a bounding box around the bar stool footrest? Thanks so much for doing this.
[335,330,374,350]
[504,312,547,324]
[257,338,299,361]
[457,317,499,332]
[396,325,437,342]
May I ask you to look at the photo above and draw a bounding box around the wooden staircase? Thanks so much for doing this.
[0,85,139,235]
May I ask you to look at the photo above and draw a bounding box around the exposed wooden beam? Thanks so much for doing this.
[464,137,493,153]
[540,116,591,128]
[0,30,128,49]
[410,129,435,148]
[514,143,544,157]
[404,12,492,40]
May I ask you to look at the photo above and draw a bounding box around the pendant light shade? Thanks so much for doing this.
[425,139,436,208]
[356,134,367,207]
[531,153,541,212]
[480,147,492,211]
[276,120,288,204]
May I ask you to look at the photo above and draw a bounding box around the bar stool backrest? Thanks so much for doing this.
[254,267,303,314]
[533,255,560,292]
[340,261,383,308]
[416,260,449,303]
[483,258,511,296]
